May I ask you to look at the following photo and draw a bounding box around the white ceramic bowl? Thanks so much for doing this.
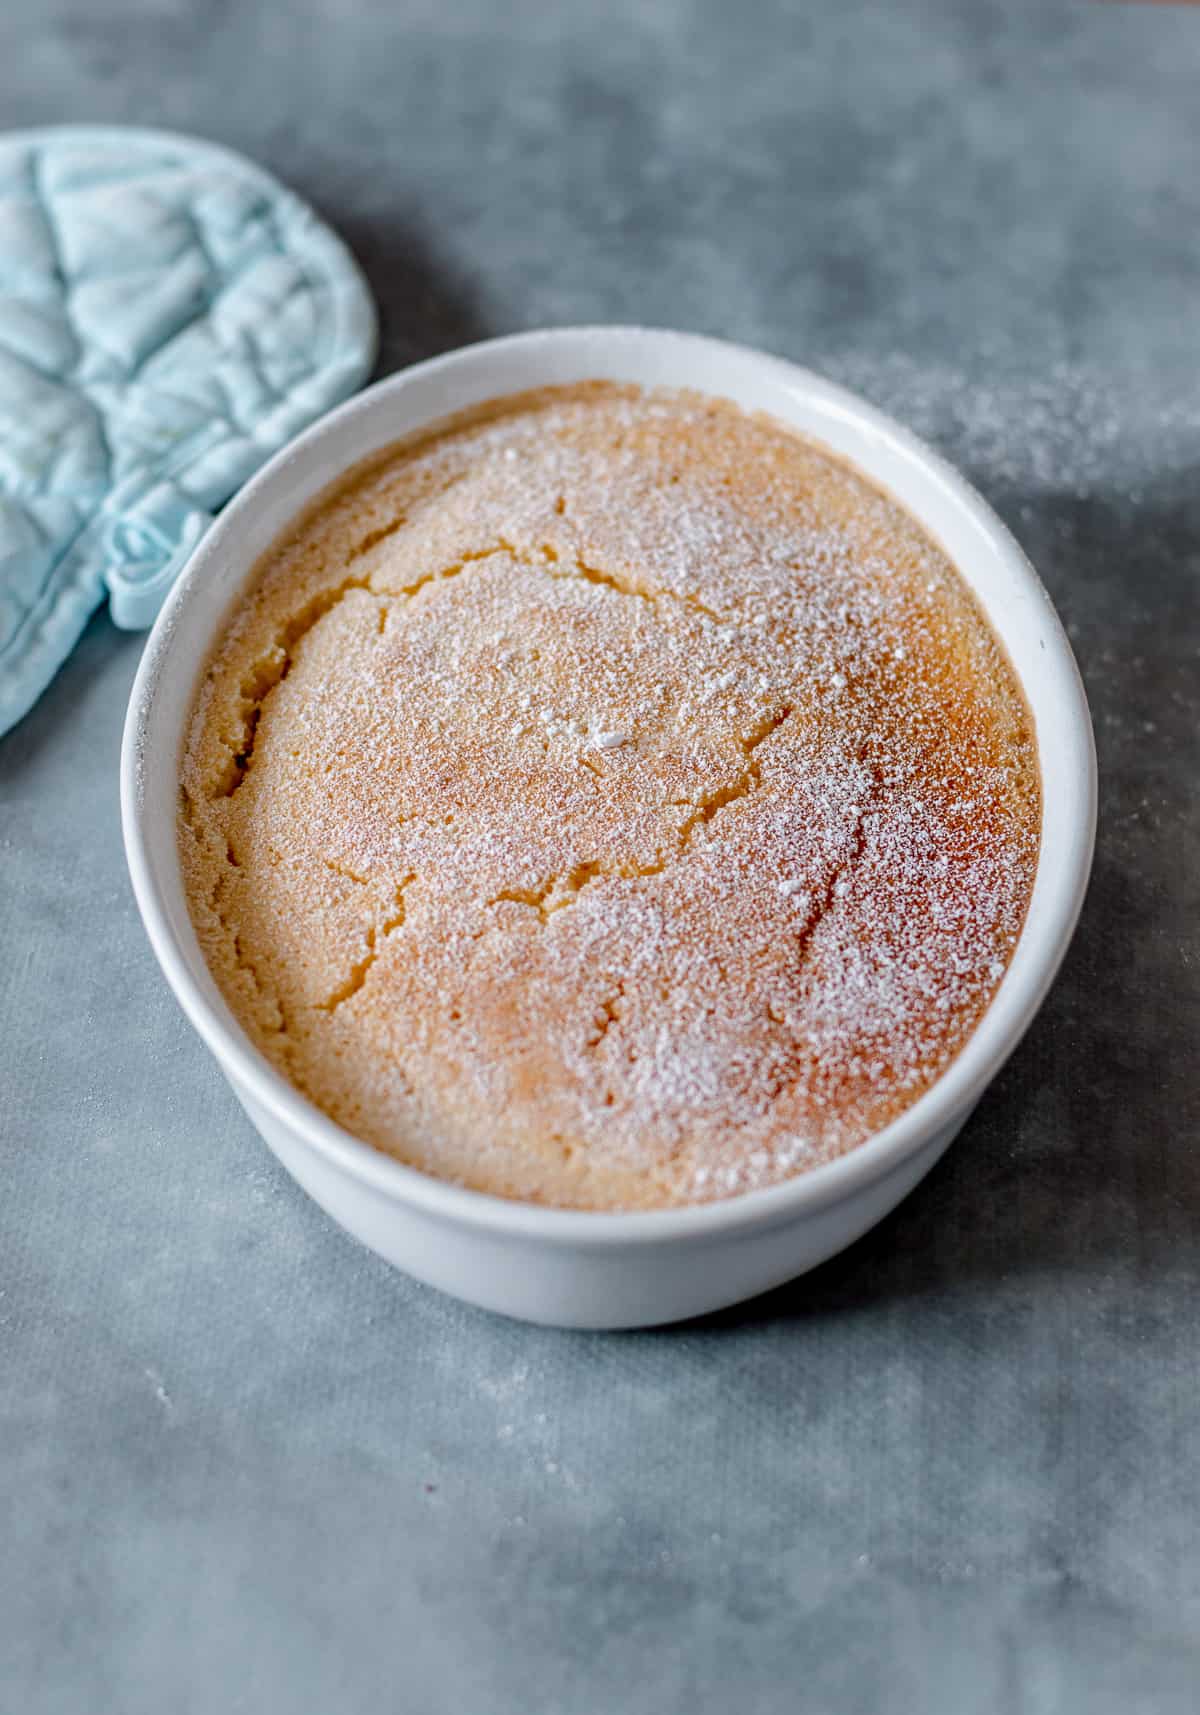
[121,327,1095,1328]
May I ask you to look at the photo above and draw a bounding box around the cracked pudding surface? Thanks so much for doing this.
[179,383,1040,1210]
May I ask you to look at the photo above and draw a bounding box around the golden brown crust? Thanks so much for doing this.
[179,384,1039,1209]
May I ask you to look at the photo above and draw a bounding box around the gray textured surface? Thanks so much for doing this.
[2,2,1199,1710]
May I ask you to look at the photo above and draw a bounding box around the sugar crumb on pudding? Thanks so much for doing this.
[179,383,1040,1210]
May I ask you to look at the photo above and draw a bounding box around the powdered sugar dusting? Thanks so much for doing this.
[178,384,1039,1210]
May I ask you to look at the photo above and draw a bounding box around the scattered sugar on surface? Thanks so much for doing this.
[178,384,1040,1211]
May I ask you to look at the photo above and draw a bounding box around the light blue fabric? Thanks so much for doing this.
[0,126,377,734]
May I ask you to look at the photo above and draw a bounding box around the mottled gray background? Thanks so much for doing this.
[2,1,1198,1710]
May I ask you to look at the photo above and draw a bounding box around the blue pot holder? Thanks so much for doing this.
[0,126,378,735]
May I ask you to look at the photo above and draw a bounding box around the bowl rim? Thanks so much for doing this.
[121,324,1097,1249]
